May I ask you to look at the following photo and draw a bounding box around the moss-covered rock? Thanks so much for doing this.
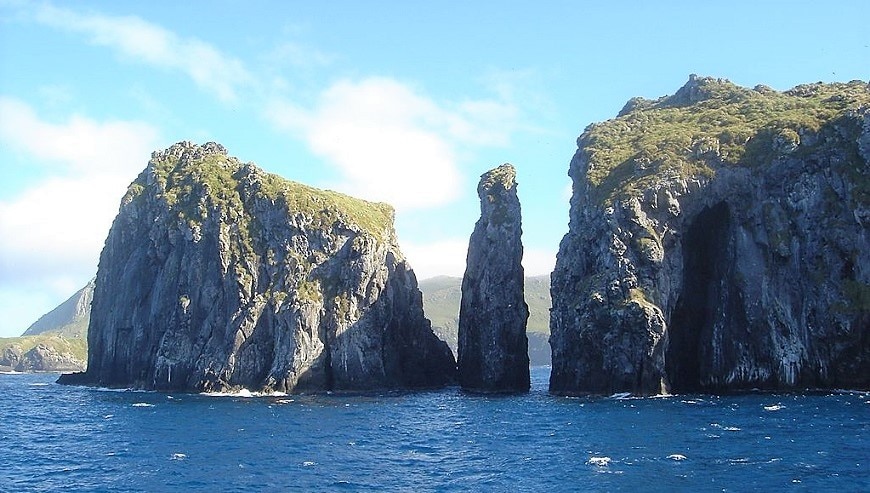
[582,75,870,203]
[59,141,455,392]
[551,77,870,395]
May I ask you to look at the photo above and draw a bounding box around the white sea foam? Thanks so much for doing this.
[609,392,632,400]
[93,387,149,393]
[200,389,289,398]
[587,456,611,467]
[29,382,50,386]
[668,454,687,461]
[132,402,154,407]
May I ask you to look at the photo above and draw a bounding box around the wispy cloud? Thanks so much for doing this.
[0,96,160,292]
[265,77,519,210]
[265,41,334,69]
[30,3,253,103]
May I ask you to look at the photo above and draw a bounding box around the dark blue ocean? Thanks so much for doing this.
[1,367,867,492]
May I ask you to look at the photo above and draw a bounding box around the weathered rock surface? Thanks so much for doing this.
[551,76,870,395]
[0,345,22,371]
[458,164,530,392]
[0,340,85,372]
[58,141,455,392]
[17,344,85,372]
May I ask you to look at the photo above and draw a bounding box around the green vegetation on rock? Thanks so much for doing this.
[479,163,517,192]
[132,142,395,243]
[583,76,870,203]
[0,334,88,367]
[257,172,394,242]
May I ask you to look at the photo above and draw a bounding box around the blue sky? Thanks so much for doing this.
[0,1,867,337]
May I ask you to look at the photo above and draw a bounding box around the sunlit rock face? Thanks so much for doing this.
[550,77,870,395]
[59,141,456,392]
[458,164,530,393]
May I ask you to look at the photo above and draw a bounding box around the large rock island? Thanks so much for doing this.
[458,164,530,392]
[59,142,456,392]
[550,76,870,395]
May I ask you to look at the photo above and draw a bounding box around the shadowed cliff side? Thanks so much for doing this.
[458,164,530,392]
[551,76,870,395]
[58,141,455,392]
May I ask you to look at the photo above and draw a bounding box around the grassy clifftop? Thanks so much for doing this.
[124,141,395,242]
[581,76,870,203]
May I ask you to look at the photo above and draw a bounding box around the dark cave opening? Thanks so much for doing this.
[666,202,731,393]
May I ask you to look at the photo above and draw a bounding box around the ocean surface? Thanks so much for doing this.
[1,367,867,492]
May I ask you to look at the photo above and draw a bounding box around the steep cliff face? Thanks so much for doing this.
[59,141,455,392]
[551,77,870,395]
[458,164,530,392]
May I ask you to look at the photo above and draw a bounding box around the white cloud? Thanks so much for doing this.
[0,97,160,335]
[522,247,557,277]
[401,238,469,280]
[265,77,519,210]
[0,97,158,174]
[30,3,253,103]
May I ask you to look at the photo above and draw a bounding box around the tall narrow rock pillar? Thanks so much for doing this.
[458,164,530,392]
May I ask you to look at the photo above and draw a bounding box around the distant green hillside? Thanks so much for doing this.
[23,278,94,338]
[0,334,87,372]
[419,274,552,365]
[1,279,93,372]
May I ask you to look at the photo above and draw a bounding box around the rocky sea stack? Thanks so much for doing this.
[458,164,530,392]
[58,141,456,392]
[551,76,870,395]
